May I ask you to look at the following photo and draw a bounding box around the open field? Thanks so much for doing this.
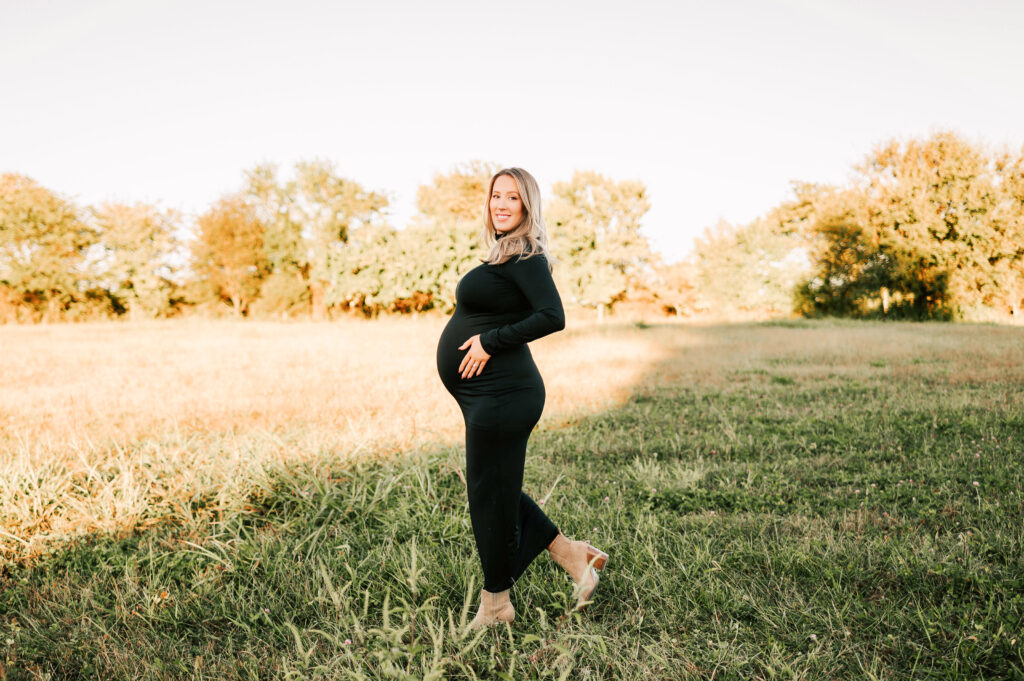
[1,318,1023,679]
[0,316,660,564]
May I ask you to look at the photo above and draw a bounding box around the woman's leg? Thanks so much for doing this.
[512,490,559,582]
[465,420,559,592]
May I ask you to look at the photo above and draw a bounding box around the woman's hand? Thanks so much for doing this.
[458,334,491,379]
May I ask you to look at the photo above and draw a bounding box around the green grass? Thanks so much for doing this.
[2,321,1023,679]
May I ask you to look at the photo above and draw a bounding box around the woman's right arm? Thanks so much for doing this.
[478,255,565,354]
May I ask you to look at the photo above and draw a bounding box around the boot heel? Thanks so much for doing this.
[585,544,609,571]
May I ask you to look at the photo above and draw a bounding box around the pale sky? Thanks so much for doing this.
[2,0,1022,262]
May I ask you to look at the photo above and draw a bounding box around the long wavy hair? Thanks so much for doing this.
[481,167,552,270]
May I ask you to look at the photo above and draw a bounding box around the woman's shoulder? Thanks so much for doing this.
[503,250,551,269]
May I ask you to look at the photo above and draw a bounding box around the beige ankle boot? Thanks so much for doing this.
[547,533,609,608]
[467,588,515,630]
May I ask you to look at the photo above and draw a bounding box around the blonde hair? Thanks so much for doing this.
[481,167,552,270]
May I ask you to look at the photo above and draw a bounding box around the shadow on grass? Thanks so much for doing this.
[3,320,1024,679]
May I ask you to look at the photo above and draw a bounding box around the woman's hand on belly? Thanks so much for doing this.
[458,334,492,379]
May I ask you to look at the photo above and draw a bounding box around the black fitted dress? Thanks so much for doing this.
[436,251,565,592]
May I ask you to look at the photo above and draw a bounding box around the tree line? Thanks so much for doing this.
[0,160,655,322]
[682,131,1024,321]
[2,131,1023,323]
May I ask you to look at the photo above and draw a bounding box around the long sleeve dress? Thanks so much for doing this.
[436,251,565,592]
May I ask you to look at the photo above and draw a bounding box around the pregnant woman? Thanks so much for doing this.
[436,167,609,630]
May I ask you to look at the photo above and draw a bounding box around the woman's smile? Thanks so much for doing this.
[489,174,523,232]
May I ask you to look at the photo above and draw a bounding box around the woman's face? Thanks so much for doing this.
[490,174,524,233]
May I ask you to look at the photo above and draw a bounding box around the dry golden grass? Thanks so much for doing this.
[2,317,1021,566]
[0,316,665,563]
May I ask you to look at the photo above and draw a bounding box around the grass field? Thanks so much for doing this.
[1,318,1022,679]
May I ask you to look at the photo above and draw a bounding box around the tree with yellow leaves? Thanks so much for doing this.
[0,173,95,321]
[190,196,268,316]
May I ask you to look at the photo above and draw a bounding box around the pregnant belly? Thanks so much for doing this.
[436,315,542,397]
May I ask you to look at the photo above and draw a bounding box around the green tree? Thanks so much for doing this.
[294,160,390,319]
[691,215,810,316]
[794,189,890,316]
[91,202,180,319]
[862,133,1005,318]
[244,163,308,317]
[326,223,398,314]
[403,161,497,310]
[547,171,653,319]
[391,220,482,312]
[190,196,267,316]
[327,161,499,315]
[245,160,389,320]
[798,132,1024,319]
[0,173,95,321]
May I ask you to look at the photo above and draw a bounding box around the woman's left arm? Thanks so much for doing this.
[478,254,566,355]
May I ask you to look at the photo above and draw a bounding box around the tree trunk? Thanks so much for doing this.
[44,295,61,323]
[881,287,890,315]
[310,280,326,321]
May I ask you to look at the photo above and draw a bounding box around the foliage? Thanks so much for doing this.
[547,171,654,318]
[325,162,495,315]
[639,258,699,316]
[331,221,483,315]
[91,202,182,319]
[399,162,497,311]
[415,159,499,226]
[245,160,390,319]
[6,133,1024,323]
[690,215,810,316]
[190,196,268,316]
[992,150,1024,316]
[0,173,96,321]
[248,268,311,318]
[798,132,1024,319]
